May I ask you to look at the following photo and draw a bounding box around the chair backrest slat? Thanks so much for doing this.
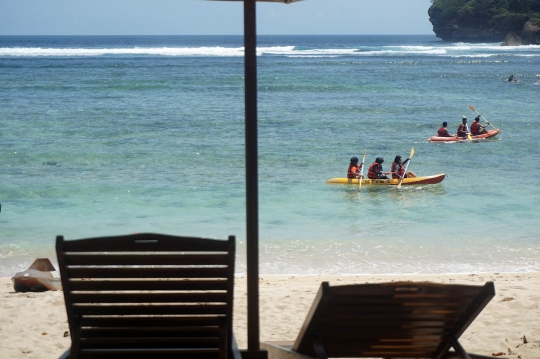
[72,304,228,316]
[68,279,228,291]
[64,253,229,266]
[80,316,220,327]
[71,292,229,304]
[61,233,230,252]
[66,266,229,279]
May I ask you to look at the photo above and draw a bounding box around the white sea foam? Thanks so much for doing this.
[287,55,341,58]
[0,46,355,58]
[1,43,537,58]
[359,49,448,56]
[450,54,498,58]
[0,46,247,57]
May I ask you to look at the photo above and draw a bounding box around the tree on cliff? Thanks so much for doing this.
[429,0,540,42]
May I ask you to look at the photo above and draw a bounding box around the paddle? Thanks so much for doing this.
[397,148,414,188]
[468,104,497,130]
[358,149,366,190]
[465,122,473,140]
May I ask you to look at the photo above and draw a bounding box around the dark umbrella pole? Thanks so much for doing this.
[243,0,261,354]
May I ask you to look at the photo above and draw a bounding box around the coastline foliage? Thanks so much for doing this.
[429,0,540,30]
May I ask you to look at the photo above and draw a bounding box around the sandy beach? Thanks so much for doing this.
[1,272,539,359]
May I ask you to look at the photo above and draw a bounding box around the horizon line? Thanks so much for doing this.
[0,33,436,37]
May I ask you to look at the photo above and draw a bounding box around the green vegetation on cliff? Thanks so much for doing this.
[429,0,540,31]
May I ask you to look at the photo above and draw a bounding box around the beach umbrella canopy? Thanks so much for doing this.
[211,0,301,353]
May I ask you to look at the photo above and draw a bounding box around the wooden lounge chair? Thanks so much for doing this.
[262,281,503,359]
[56,233,240,359]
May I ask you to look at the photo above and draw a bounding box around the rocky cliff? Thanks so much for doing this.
[428,0,540,45]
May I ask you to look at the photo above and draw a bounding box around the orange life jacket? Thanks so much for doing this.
[347,164,360,178]
[470,122,481,135]
[367,162,381,179]
[391,162,404,179]
[438,127,449,137]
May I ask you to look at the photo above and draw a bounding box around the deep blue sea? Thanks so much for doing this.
[1,35,539,276]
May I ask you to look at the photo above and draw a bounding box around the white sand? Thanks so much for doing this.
[1,272,539,358]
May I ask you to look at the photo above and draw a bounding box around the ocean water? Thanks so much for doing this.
[1,35,539,277]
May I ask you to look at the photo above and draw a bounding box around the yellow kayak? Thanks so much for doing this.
[326,173,446,186]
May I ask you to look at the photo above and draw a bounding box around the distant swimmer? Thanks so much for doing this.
[437,121,456,137]
[508,74,517,82]
[347,156,363,179]
[391,155,416,179]
[367,157,390,179]
[470,116,489,135]
[457,116,469,138]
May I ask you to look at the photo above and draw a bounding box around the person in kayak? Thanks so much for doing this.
[470,116,489,135]
[347,156,363,179]
[437,122,455,137]
[391,155,416,179]
[457,116,469,138]
[367,157,390,179]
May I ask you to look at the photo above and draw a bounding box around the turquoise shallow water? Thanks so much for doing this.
[1,35,539,276]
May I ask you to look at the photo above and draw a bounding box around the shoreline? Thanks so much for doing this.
[1,272,539,358]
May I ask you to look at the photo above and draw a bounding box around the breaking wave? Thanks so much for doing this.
[0,43,538,58]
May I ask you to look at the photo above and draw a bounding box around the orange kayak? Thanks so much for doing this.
[428,129,500,142]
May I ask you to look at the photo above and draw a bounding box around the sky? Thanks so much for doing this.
[0,0,434,36]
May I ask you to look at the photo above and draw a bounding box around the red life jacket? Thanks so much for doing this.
[457,124,468,137]
[347,164,360,178]
[367,162,381,179]
[391,162,404,179]
[438,127,449,137]
[470,122,481,135]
